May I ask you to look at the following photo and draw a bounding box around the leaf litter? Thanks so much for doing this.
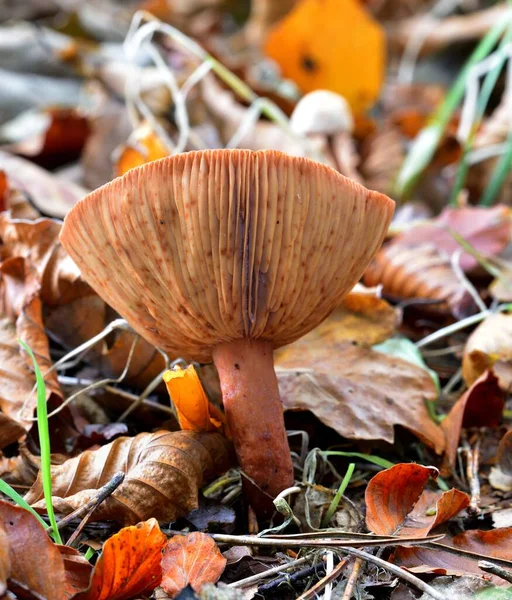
[1,1,512,599]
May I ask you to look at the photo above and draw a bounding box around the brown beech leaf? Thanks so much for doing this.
[0,500,74,599]
[365,464,439,535]
[463,313,512,390]
[161,532,226,598]
[442,370,505,473]
[26,431,233,525]
[0,402,26,449]
[0,523,10,596]
[400,489,470,537]
[58,545,93,599]
[75,519,166,600]
[0,150,86,219]
[451,527,512,561]
[275,341,445,453]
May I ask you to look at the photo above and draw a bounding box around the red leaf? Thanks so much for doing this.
[161,532,226,598]
[75,518,167,600]
[451,528,512,561]
[365,463,438,535]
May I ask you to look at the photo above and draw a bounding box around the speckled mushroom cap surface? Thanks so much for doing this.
[60,149,394,362]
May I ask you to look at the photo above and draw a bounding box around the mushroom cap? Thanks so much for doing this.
[290,90,354,136]
[60,149,394,362]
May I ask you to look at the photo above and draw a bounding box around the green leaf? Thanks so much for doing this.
[321,451,394,470]
[476,586,512,599]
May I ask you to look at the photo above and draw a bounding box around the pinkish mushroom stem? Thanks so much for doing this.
[212,338,294,508]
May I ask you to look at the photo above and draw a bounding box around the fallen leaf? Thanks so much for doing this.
[497,430,512,476]
[400,488,470,537]
[75,519,167,600]
[275,340,445,453]
[0,523,10,596]
[59,545,94,599]
[0,500,77,599]
[442,370,505,472]
[115,121,170,176]
[365,463,439,535]
[26,430,233,525]
[451,528,512,561]
[0,150,86,219]
[0,405,26,449]
[161,532,226,598]
[265,0,385,114]
[164,365,224,433]
[463,314,512,389]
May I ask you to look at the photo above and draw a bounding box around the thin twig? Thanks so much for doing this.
[296,558,348,600]
[479,560,512,584]
[464,436,482,516]
[341,557,364,600]
[64,472,125,547]
[339,547,445,600]
[228,555,311,588]
[259,562,326,593]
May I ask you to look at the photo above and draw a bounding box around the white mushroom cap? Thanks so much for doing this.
[290,90,354,136]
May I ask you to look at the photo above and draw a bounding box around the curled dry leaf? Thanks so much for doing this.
[26,430,233,525]
[0,500,87,599]
[75,518,167,600]
[441,370,505,473]
[161,532,226,598]
[265,0,384,114]
[164,365,224,433]
[364,206,512,317]
[463,313,512,390]
[365,463,439,535]
[275,340,445,453]
[400,488,470,537]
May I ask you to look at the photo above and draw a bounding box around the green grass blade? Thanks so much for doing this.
[480,131,512,206]
[450,25,512,206]
[0,478,49,530]
[18,340,62,544]
[395,15,511,198]
[321,463,355,528]
[321,451,394,470]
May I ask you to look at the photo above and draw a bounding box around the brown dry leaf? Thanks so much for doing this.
[442,370,505,473]
[275,340,445,453]
[0,523,10,596]
[265,0,384,114]
[115,122,170,176]
[451,527,512,561]
[164,365,224,433]
[26,430,233,525]
[364,205,512,317]
[58,545,94,599]
[463,313,512,390]
[161,532,226,598]
[0,500,78,599]
[400,488,470,537]
[75,519,166,600]
[497,430,512,476]
[300,286,397,347]
[0,150,86,219]
[365,464,439,535]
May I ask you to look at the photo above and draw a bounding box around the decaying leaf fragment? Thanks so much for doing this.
[25,430,233,525]
[75,519,167,600]
[265,0,385,114]
[115,122,169,176]
[161,532,226,598]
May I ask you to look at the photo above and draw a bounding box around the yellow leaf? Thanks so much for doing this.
[164,365,224,433]
[264,0,385,114]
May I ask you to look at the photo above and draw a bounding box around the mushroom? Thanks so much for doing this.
[60,149,394,513]
[290,90,363,183]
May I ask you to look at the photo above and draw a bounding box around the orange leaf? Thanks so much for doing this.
[451,527,512,561]
[75,518,167,600]
[161,532,226,598]
[365,463,438,535]
[264,0,384,114]
[164,365,224,433]
[116,123,169,176]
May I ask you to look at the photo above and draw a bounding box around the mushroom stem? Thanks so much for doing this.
[213,338,294,510]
